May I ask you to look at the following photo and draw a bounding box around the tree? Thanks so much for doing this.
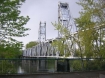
[0,0,30,58]
[52,23,75,57]
[75,0,105,58]
[52,0,105,58]
[26,41,38,49]
[51,0,105,71]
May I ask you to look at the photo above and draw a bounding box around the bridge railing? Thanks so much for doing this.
[0,58,105,74]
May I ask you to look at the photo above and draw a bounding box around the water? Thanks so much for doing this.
[16,59,55,74]
[0,59,70,74]
[17,66,24,74]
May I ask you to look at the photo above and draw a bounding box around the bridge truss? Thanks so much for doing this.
[23,2,78,58]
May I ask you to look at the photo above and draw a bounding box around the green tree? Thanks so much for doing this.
[52,23,74,57]
[0,0,30,58]
[51,38,65,56]
[75,0,105,58]
[52,0,105,58]
[26,41,38,49]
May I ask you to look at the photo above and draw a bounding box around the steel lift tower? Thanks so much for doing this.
[38,21,46,43]
[38,21,47,71]
[58,2,77,57]
[58,2,76,38]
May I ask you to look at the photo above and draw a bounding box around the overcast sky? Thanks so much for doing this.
[16,0,81,48]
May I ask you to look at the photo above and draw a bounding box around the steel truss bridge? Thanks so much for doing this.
[23,38,76,57]
[23,39,60,57]
[23,2,105,58]
[23,2,76,58]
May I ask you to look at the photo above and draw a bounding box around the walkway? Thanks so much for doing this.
[0,71,105,78]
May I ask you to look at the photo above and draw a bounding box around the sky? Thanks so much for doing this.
[16,0,81,48]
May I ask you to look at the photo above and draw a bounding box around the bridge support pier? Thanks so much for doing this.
[57,59,70,72]
[37,57,47,71]
[55,60,57,72]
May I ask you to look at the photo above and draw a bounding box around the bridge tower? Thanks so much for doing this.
[58,2,76,38]
[37,21,47,71]
[58,2,77,57]
[38,21,46,43]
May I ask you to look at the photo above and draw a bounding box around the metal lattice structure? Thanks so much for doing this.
[58,2,77,57]
[23,2,77,58]
[23,39,60,57]
[58,2,71,38]
[38,21,46,43]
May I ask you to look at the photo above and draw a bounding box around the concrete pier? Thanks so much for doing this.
[57,59,70,72]
[37,57,47,71]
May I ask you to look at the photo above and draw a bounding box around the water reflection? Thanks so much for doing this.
[0,59,71,74]
[17,66,24,74]
[16,59,55,74]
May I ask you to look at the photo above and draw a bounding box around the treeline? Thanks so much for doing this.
[0,0,30,58]
[52,0,105,58]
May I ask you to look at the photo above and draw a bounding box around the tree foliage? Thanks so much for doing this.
[26,41,38,49]
[52,0,105,58]
[0,0,30,58]
[75,0,105,58]
[52,23,74,57]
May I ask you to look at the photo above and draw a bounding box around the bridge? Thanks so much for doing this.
[23,39,61,57]
[22,2,105,73]
[23,38,75,58]
[0,57,105,78]
[23,1,105,58]
[23,2,76,58]
[0,1,105,78]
